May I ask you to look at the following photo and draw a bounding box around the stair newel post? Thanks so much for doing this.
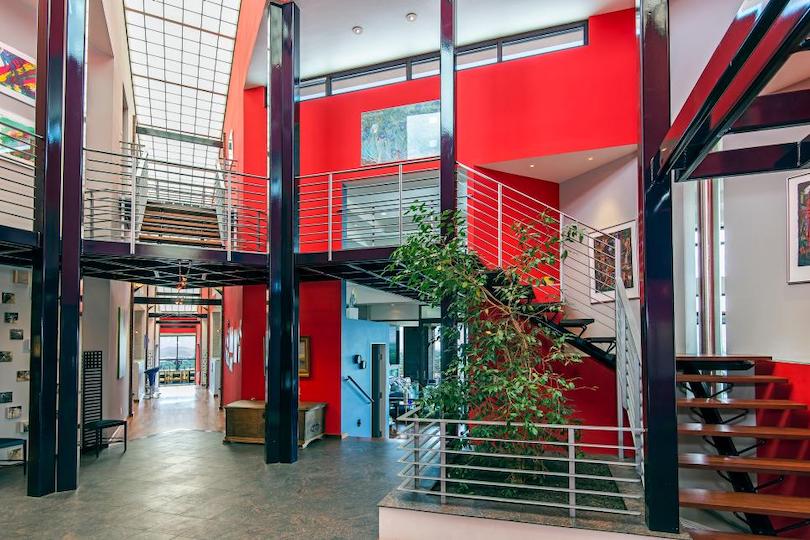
[568,427,576,518]
[226,165,233,260]
[130,147,137,254]
[397,163,403,245]
[439,420,447,504]
[614,235,625,460]
[327,172,333,260]
[498,182,503,268]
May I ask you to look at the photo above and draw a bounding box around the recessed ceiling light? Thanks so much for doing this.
[352,25,363,35]
[406,12,418,22]
[529,164,535,168]
[587,156,594,161]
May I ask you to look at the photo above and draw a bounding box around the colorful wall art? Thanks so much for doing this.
[0,43,36,106]
[360,100,439,165]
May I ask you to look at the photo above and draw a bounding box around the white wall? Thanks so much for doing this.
[0,266,31,462]
[82,278,132,420]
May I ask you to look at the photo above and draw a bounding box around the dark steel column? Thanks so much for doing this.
[638,0,679,532]
[30,0,66,497]
[439,0,457,372]
[56,0,87,491]
[266,1,300,464]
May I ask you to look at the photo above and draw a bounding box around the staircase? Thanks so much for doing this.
[676,354,810,538]
[138,202,224,248]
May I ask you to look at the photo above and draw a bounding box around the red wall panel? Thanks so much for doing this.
[221,285,244,405]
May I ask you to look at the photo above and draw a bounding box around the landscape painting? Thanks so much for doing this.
[788,173,810,283]
[361,100,440,165]
[589,221,638,303]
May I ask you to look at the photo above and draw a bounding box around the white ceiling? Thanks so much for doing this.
[484,144,637,183]
[261,0,633,80]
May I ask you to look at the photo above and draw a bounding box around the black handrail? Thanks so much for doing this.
[344,375,373,404]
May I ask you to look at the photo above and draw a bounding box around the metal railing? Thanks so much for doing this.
[0,118,39,232]
[396,408,644,517]
[82,145,268,256]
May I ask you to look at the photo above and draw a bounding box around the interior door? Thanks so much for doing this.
[403,326,428,386]
[371,344,387,438]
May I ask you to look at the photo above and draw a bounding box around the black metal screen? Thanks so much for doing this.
[81,351,103,450]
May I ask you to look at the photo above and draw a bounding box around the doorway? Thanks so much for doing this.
[371,343,387,438]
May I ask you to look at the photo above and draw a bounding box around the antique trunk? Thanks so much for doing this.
[298,401,326,448]
[223,400,264,444]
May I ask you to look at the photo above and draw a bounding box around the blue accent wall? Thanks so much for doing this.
[341,301,391,437]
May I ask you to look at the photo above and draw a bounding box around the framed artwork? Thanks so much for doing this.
[588,220,639,303]
[16,370,29,382]
[0,111,35,163]
[298,336,311,377]
[12,270,29,284]
[5,405,21,420]
[9,329,23,340]
[2,292,15,304]
[787,173,810,284]
[4,312,18,323]
[117,307,127,379]
[0,42,36,105]
[361,100,440,165]
[0,391,12,403]
[0,351,11,362]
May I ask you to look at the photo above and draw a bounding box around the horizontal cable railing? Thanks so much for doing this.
[396,408,643,517]
[83,145,268,256]
[0,118,40,232]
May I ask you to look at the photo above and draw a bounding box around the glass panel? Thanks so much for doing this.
[501,27,586,61]
[457,46,497,70]
[332,66,407,95]
[411,58,439,79]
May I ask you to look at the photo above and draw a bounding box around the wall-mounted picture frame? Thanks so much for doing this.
[4,312,18,323]
[0,351,11,362]
[117,307,127,379]
[787,172,810,284]
[12,270,28,284]
[0,391,12,403]
[5,405,21,419]
[588,220,639,303]
[16,370,29,382]
[9,329,23,340]
[0,42,36,106]
[298,336,311,378]
[2,292,15,304]
[0,111,35,164]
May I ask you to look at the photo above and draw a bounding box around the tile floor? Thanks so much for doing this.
[0,431,401,539]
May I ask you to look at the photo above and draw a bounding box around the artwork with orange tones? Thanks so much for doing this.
[0,43,35,106]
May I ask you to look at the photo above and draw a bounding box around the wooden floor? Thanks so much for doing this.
[127,384,224,440]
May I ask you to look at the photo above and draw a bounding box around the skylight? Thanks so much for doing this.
[123,0,241,165]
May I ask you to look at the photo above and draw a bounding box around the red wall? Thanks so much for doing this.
[299,280,343,435]
[756,361,810,537]
[221,285,244,405]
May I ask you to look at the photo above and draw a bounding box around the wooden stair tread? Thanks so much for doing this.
[139,234,221,247]
[144,207,217,219]
[679,452,810,475]
[678,398,805,410]
[689,530,783,540]
[141,224,221,238]
[679,423,810,440]
[676,374,789,384]
[680,488,810,518]
[142,215,219,227]
[677,354,771,363]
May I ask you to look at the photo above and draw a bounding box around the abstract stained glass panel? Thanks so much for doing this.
[0,43,35,106]
[361,100,440,165]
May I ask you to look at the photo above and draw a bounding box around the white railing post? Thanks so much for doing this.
[226,168,233,261]
[498,182,503,268]
[440,421,447,504]
[398,163,404,245]
[568,427,576,518]
[327,173,333,261]
[129,149,138,253]
[614,236,625,459]
[413,417,420,490]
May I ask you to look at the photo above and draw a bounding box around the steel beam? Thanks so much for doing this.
[55,0,87,492]
[266,1,299,464]
[136,125,223,148]
[29,0,66,497]
[686,138,810,180]
[659,0,810,182]
[729,88,810,133]
[638,0,680,532]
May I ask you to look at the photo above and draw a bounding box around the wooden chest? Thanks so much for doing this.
[222,400,327,447]
[298,401,327,448]
[223,400,265,444]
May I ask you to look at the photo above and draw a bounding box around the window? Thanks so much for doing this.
[411,58,439,79]
[457,46,497,70]
[332,65,407,95]
[501,26,586,61]
[159,335,197,372]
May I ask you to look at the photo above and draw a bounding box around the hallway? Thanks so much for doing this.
[128,385,224,440]
[0,431,400,539]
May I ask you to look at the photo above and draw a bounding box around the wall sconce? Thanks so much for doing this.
[353,354,366,369]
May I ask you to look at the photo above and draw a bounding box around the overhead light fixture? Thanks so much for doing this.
[352,26,363,35]
[587,156,594,161]
[406,12,418,22]
[529,164,535,168]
